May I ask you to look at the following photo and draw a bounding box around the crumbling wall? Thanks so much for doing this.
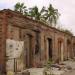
[6,39,24,72]
[1,9,74,72]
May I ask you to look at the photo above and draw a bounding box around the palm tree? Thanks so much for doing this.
[43,4,60,27]
[14,2,27,15]
[29,6,45,20]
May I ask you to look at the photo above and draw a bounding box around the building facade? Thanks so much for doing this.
[0,9,75,73]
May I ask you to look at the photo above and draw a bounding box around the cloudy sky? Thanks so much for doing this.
[0,0,75,35]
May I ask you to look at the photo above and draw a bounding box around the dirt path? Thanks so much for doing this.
[63,70,75,75]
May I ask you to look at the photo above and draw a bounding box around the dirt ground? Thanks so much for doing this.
[16,59,75,75]
[62,60,75,75]
[63,70,75,75]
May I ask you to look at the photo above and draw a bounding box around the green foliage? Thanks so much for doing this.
[14,2,74,36]
[64,30,73,35]
[28,6,45,20]
[61,29,73,35]
[43,60,54,75]
[14,3,60,27]
[29,6,41,20]
[44,59,53,69]
[42,4,60,26]
[14,2,28,15]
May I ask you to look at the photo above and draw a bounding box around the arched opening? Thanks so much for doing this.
[25,34,33,68]
[73,43,75,57]
[67,39,71,59]
[58,38,64,61]
[47,38,52,60]
[22,29,36,68]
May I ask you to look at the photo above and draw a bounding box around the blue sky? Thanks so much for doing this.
[0,0,75,35]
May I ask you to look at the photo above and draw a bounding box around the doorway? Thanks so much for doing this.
[58,40,64,61]
[73,43,75,57]
[25,34,33,68]
[67,40,71,59]
[47,38,52,60]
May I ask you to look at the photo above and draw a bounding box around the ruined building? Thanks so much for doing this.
[0,9,75,73]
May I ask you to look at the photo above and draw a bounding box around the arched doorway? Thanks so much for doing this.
[24,34,33,68]
[73,43,75,57]
[22,29,35,68]
[58,38,64,61]
[67,39,71,59]
[46,38,52,61]
[48,38,52,60]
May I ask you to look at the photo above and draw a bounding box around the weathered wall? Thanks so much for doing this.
[6,10,74,66]
[0,9,75,73]
[6,39,24,72]
[0,11,8,73]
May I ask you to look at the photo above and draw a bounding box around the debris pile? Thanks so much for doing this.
[15,58,75,75]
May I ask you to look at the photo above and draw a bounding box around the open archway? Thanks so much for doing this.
[73,43,75,57]
[67,39,71,59]
[58,38,64,61]
[22,29,36,68]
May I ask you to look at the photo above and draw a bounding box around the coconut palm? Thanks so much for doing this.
[43,4,60,26]
[29,6,45,20]
[14,2,27,15]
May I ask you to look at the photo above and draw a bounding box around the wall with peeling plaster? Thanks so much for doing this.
[0,9,75,73]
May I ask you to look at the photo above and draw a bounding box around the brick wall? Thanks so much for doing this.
[0,9,75,73]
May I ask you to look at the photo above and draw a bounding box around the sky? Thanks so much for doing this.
[0,0,75,35]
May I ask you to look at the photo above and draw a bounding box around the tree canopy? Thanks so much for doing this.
[42,4,60,26]
[14,2,60,27]
[14,2,28,15]
[14,2,73,35]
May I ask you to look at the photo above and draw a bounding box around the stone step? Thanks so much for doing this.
[28,68,44,75]
[16,68,44,75]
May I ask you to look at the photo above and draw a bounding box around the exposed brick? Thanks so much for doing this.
[0,9,75,73]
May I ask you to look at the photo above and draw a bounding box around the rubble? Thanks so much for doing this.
[15,59,75,75]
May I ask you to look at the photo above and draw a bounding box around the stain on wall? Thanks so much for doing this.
[6,39,24,72]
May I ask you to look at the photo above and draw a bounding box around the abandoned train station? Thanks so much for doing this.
[0,9,75,73]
